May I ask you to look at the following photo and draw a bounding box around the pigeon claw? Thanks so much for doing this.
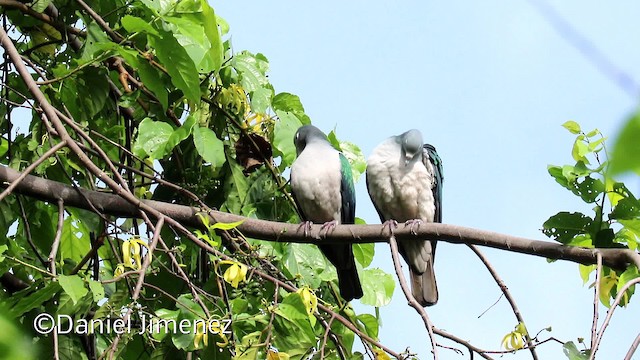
[320,220,338,238]
[405,219,422,235]
[382,219,398,236]
[298,221,314,237]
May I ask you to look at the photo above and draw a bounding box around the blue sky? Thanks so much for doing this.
[214,1,640,358]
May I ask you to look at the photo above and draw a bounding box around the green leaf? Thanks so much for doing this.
[60,215,91,263]
[209,220,245,230]
[0,244,7,262]
[357,313,379,339]
[272,293,316,356]
[231,51,269,92]
[575,176,605,203]
[617,265,639,306]
[579,264,595,285]
[360,268,395,307]
[30,0,51,13]
[562,121,582,134]
[353,243,374,268]
[165,115,196,152]
[273,110,302,167]
[610,110,640,175]
[571,136,590,164]
[121,15,159,36]
[8,281,60,318]
[87,279,105,303]
[133,118,174,159]
[192,126,226,168]
[58,275,88,305]
[610,197,640,220]
[81,22,118,62]
[137,59,170,110]
[562,341,590,360]
[148,29,201,104]
[284,244,326,288]
[542,212,593,245]
[272,92,311,124]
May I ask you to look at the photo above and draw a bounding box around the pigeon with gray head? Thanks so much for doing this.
[290,125,363,301]
[366,129,443,306]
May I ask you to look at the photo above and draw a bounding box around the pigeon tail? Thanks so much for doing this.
[410,259,438,307]
[336,264,364,302]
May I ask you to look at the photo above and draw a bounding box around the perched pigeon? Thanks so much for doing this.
[290,125,363,301]
[366,129,443,306]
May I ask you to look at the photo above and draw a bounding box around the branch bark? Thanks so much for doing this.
[0,165,638,271]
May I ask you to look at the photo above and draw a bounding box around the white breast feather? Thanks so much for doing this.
[367,138,436,223]
[291,142,342,223]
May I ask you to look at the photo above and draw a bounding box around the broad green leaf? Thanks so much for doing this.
[357,313,379,339]
[272,92,311,125]
[192,126,226,168]
[284,244,325,288]
[148,29,201,104]
[78,68,110,118]
[571,136,590,164]
[166,114,196,151]
[0,244,7,262]
[8,281,60,318]
[272,293,316,356]
[610,110,640,175]
[575,176,605,203]
[562,120,581,134]
[360,268,395,307]
[58,275,88,305]
[133,118,174,159]
[30,0,51,13]
[562,341,589,360]
[136,59,170,110]
[250,86,274,114]
[231,51,269,92]
[273,110,302,167]
[200,0,223,72]
[610,197,640,220]
[87,279,105,303]
[60,215,91,263]
[541,212,593,244]
[579,264,595,285]
[616,265,639,306]
[353,243,374,268]
[81,22,118,62]
[121,15,159,36]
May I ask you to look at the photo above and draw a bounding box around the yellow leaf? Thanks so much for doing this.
[296,286,318,316]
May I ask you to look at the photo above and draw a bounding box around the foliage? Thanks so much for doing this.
[543,121,640,308]
[0,1,393,359]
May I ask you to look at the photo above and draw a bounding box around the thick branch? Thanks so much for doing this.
[1,165,638,270]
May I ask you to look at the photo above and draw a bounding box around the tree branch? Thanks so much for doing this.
[0,165,638,271]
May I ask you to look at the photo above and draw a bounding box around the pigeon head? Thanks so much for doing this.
[294,125,328,156]
[400,129,423,166]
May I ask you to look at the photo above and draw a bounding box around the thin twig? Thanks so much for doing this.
[106,217,164,358]
[48,198,64,360]
[0,140,66,202]
[589,277,640,360]
[389,236,438,360]
[591,252,602,351]
[467,244,538,359]
[624,332,640,360]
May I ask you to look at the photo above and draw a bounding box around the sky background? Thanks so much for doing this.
[214,1,640,359]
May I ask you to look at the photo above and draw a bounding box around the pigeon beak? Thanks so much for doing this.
[404,155,411,166]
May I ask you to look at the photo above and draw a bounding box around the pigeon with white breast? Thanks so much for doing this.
[290,125,363,301]
[366,129,443,306]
